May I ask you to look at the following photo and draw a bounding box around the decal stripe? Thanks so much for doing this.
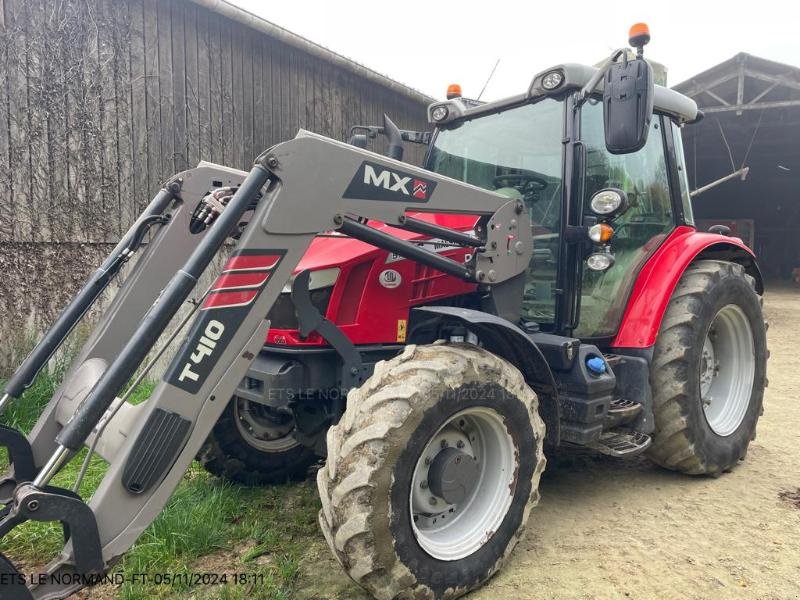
[202,289,259,310]
[223,254,281,272]
[212,271,271,291]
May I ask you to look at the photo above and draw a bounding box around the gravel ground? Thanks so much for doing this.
[298,284,800,600]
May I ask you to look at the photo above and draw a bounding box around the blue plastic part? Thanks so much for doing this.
[586,356,607,375]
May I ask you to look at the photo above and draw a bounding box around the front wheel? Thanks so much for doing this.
[648,260,768,475]
[318,343,546,600]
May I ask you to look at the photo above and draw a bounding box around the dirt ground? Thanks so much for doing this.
[297,284,800,600]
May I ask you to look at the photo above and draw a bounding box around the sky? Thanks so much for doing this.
[228,0,800,101]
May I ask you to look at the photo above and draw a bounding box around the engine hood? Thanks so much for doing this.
[292,212,477,273]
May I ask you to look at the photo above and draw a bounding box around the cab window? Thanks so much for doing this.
[576,100,675,338]
[427,99,565,326]
[671,122,695,225]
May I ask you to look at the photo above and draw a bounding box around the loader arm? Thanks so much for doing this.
[0,130,532,599]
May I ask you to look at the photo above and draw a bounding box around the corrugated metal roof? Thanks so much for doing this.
[673,52,800,95]
[191,0,435,105]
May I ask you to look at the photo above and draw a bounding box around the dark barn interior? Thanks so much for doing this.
[675,53,800,280]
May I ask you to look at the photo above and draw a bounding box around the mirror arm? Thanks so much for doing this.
[578,48,627,105]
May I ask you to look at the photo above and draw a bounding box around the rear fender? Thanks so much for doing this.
[612,226,763,349]
[410,306,560,444]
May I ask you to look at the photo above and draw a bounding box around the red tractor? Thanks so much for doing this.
[0,25,766,600]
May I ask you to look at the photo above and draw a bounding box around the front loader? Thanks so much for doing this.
[0,25,767,600]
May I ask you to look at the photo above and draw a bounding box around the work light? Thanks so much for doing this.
[587,251,615,271]
[431,105,450,122]
[589,188,628,217]
[541,70,564,90]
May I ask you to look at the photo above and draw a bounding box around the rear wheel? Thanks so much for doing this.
[199,396,318,485]
[647,260,767,475]
[318,343,546,600]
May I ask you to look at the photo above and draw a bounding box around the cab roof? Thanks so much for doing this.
[429,63,698,126]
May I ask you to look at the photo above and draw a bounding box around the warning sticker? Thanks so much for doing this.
[397,319,407,343]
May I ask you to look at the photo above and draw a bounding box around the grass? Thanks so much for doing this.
[0,368,321,599]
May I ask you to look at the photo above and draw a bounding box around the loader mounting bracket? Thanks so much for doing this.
[291,270,371,394]
[0,425,36,503]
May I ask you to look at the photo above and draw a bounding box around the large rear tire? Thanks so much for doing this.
[318,343,546,600]
[199,396,318,485]
[647,260,767,475]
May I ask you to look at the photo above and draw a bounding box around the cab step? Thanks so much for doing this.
[604,398,642,427]
[588,430,651,457]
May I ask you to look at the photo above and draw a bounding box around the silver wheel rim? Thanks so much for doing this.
[700,304,755,436]
[234,397,300,452]
[410,407,517,561]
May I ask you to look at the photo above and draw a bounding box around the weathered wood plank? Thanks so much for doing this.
[230,16,245,167]
[76,0,110,242]
[207,5,223,164]
[285,44,296,139]
[24,0,51,241]
[96,0,123,239]
[183,0,200,167]
[53,2,78,238]
[298,49,308,133]
[142,0,161,196]
[195,2,212,164]
[171,0,188,171]
[0,0,12,241]
[219,16,233,165]
[241,25,254,162]
[251,32,265,155]
[5,0,32,240]
[112,0,135,228]
[128,0,149,216]
[261,36,274,148]
[156,0,174,179]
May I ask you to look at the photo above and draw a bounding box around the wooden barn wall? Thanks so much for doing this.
[0,0,429,371]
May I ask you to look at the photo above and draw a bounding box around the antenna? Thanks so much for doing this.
[477,58,500,101]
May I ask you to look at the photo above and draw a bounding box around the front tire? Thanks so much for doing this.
[318,343,546,600]
[647,260,767,475]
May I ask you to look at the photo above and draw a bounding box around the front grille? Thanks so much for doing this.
[267,287,334,329]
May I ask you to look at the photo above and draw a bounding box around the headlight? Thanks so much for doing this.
[282,268,340,293]
[431,105,450,122]
[589,188,628,217]
[541,70,564,90]
[587,252,615,271]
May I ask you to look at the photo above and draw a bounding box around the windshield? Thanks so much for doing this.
[426,99,565,326]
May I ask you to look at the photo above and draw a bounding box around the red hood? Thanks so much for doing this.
[293,212,478,273]
[267,211,479,347]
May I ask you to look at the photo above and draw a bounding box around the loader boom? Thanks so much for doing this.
[0,131,532,599]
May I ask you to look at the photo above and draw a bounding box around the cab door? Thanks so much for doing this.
[575,101,676,339]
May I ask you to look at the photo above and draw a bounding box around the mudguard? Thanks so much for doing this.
[411,306,560,444]
[612,226,763,349]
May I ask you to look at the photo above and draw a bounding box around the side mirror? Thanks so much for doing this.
[602,54,654,154]
[348,133,368,149]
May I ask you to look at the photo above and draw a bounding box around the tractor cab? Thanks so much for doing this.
[424,31,698,341]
